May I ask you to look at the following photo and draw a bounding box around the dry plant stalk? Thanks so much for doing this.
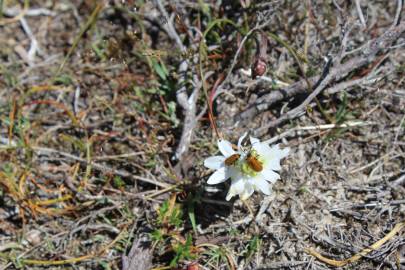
[305,222,405,267]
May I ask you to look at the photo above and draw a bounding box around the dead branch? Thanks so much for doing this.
[238,21,405,135]
[355,0,367,28]
[122,238,152,270]
[32,146,170,188]
[154,0,200,164]
[305,221,405,267]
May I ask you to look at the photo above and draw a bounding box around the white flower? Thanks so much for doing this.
[225,136,290,200]
[203,135,246,185]
[204,133,290,201]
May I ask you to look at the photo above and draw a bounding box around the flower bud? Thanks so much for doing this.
[251,57,267,79]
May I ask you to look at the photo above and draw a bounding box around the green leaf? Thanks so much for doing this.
[267,32,308,64]
[246,235,261,258]
[170,234,194,267]
[188,199,197,234]
[203,19,239,38]
[150,229,165,243]
[100,261,111,270]
[335,92,348,124]
[53,74,73,86]
[113,176,125,189]
[152,60,167,80]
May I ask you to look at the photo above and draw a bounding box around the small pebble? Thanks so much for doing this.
[26,230,42,245]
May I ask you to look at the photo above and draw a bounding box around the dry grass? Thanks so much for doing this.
[0,1,404,270]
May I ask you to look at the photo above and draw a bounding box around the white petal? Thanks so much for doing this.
[240,183,254,200]
[270,144,290,159]
[259,144,290,171]
[226,177,244,200]
[224,167,238,181]
[261,169,280,183]
[204,156,225,170]
[250,136,260,146]
[280,146,290,158]
[226,190,236,201]
[237,132,249,149]
[266,160,281,171]
[230,177,245,194]
[218,139,236,157]
[207,167,229,185]
[272,145,290,168]
[253,177,272,195]
[253,141,271,157]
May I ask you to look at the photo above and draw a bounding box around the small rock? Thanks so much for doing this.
[26,230,42,245]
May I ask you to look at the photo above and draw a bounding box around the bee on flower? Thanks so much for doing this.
[204,133,290,201]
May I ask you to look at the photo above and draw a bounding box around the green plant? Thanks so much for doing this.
[244,235,261,259]
[324,92,355,142]
[335,92,350,124]
[170,234,195,267]
[53,74,73,86]
[183,190,201,234]
[157,198,183,228]
[159,101,179,128]
[204,246,230,269]
[113,176,125,189]
[150,229,165,244]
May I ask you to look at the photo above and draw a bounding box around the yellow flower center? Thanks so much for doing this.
[240,151,264,177]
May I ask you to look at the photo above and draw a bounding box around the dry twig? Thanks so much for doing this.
[305,222,405,267]
[122,238,152,270]
[239,21,405,135]
[154,0,201,164]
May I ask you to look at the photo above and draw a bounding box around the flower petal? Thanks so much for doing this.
[261,169,280,183]
[207,167,229,185]
[231,177,245,193]
[270,144,290,159]
[225,177,245,200]
[226,190,235,201]
[218,139,236,157]
[225,168,236,181]
[254,143,289,171]
[253,177,272,195]
[279,146,290,158]
[252,140,271,157]
[266,144,290,170]
[240,183,254,200]
[204,156,225,170]
[249,136,260,147]
[237,132,249,149]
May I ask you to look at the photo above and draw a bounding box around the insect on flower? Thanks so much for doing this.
[204,132,290,201]
[246,152,263,172]
[224,153,241,166]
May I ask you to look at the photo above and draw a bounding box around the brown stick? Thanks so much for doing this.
[238,21,405,131]
[305,221,405,267]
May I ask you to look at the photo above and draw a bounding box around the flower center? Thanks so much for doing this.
[240,151,264,177]
[241,162,258,177]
